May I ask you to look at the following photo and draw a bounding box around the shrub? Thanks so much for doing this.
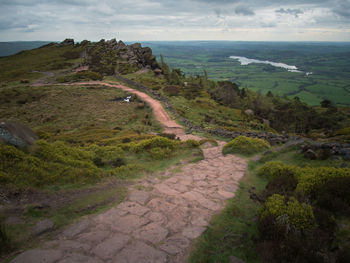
[263,175,298,198]
[0,141,101,187]
[257,161,300,180]
[199,138,218,146]
[261,194,316,231]
[149,147,173,159]
[296,167,350,196]
[0,221,11,256]
[163,85,181,96]
[157,133,177,140]
[222,136,270,156]
[131,137,179,152]
[184,139,200,148]
[312,176,350,215]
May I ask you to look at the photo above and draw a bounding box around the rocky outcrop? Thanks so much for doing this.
[61,38,74,46]
[84,39,161,75]
[0,121,39,148]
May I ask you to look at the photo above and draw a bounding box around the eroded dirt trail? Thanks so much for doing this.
[10,81,247,263]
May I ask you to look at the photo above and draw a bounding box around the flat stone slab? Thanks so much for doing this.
[77,230,110,245]
[129,190,151,205]
[182,191,221,211]
[218,190,236,199]
[111,214,150,234]
[159,235,190,255]
[154,184,180,196]
[10,249,63,263]
[147,198,176,213]
[32,219,54,236]
[146,211,167,225]
[114,241,167,263]
[92,233,130,260]
[62,219,91,238]
[117,201,150,216]
[58,240,91,253]
[133,222,168,244]
[59,253,103,263]
[182,226,207,239]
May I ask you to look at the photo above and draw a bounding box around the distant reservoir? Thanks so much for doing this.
[229,56,312,75]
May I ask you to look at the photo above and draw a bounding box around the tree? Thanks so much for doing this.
[321,99,332,108]
[160,54,170,80]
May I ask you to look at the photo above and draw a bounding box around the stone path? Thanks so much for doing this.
[12,81,247,263]
[10,142,246,263]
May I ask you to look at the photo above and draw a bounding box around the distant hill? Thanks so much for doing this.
[0,41,52,56]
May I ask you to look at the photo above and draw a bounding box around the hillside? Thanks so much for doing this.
[142,41,350,106]
[1,39,350,263]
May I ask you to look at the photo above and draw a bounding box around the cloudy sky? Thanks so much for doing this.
[0,0,349,41]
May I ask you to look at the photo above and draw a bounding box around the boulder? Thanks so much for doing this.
[304,149,317,160]
[32,219,55,236]
[0,121,39,148]
[244,109,254,116]
[130,43,142,49]
[61,38,74,45]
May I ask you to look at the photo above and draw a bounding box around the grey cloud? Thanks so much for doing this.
[332,0,350,18]
[275,8,304,17]
[0,0,349,40]
[235,6,255,16]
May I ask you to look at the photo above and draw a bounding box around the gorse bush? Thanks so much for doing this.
[257,161,301,180]
[222,136,270,156]
[129,137,180,152]
[0,134,201,188]
[296,167,350,195]
[260,194,316,231]
[0,141,101,187]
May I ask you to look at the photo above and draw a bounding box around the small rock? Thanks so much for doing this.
[229,255,246,263]
[129,191,151,205]
[32,219,54,235]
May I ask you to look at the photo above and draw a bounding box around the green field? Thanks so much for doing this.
[141,41,350,106]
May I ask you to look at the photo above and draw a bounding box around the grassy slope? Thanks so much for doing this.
[111,72,263,133]
[0,44,84,81]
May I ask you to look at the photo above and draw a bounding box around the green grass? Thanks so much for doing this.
[189,147,348,263]
[0,45,85,81]
[144,42,350,106]
[189,159,267,263]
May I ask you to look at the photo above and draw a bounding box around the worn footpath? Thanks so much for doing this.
[10,82,247,263]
